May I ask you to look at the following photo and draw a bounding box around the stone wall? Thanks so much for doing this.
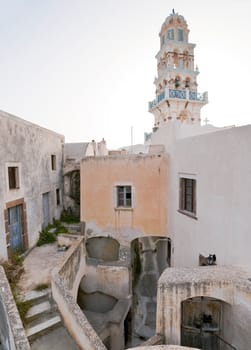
[0,266,30,350]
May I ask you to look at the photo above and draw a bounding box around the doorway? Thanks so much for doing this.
[8,205,23,252]
[42,192,50,228]
[181,296,222,349]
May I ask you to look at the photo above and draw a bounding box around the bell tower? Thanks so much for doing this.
[149,10,208,130]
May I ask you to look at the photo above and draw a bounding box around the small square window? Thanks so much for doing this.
[117,186,132,208]
[51,155,56,170]
[8,167,19,189]
[179,177,196,215]
[56,189,60,206]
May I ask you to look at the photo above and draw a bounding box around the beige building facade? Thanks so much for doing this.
[81,153,168,243]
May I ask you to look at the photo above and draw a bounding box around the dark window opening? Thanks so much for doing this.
[51,155,56,170]
[179,177,196,215]
[56,188,60,205]
[8,167,19,189]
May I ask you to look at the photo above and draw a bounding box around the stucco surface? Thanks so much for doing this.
[165,125,251,269]
[0,110,64,259]
[18,243,67,292]
[81,154,168,242]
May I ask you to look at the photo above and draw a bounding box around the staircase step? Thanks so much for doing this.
[26,315,61,341]
[22,288,51,305]
[25,301,51,322]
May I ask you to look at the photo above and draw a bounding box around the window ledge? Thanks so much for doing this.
[114,207,133,211]
[178,209,197,220]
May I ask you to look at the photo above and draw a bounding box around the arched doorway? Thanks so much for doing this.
[181,296,222,349]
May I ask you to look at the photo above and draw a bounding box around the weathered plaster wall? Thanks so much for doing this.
[167,125,251,268]
[222,288,251,350]
[81,154,168,243]
[81,263,130,300]
[0,111,64,259]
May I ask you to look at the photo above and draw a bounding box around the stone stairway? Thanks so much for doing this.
[23,288,61,343]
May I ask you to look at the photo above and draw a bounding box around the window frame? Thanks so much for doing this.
[8,166,20,190]
[179,176,197,219]
[167,29,174,40]
[113,184,134,210]
[116,185,132,208]
[177,28,184,42]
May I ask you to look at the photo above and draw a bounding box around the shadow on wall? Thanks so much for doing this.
[78,291,118,313]
[85,236,120,261]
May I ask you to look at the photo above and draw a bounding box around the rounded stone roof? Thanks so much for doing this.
[161,10,188,32]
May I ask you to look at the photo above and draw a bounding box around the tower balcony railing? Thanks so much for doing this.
[148,88,208,111]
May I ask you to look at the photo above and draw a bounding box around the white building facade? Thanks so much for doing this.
[0,111,64,260]
[148,10,251,350]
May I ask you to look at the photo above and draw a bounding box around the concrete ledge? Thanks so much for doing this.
[0,266,31,350]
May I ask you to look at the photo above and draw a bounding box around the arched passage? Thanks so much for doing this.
[130,236,171,346]
[156,266,237,346]
[181,296,226,349]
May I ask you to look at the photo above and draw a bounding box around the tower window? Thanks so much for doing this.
[161,34,165,47]
[178,29,184,41]
[167,29,174,40]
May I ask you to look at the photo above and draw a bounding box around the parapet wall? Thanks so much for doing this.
[51,235,106,350]
[0,266,31,350]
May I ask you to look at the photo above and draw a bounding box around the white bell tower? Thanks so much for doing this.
[149,10,208,131]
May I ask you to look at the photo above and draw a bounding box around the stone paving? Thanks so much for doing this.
[18,243,66,293]
[18,243,80,350]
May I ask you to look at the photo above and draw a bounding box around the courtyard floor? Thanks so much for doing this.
[18,243,80,350]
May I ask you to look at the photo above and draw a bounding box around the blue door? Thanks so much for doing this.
[42,192,50,228]
[8,205,23,252]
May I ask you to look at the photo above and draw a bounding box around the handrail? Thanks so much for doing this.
[214,333,237,350]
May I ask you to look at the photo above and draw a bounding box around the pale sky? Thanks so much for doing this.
[0,0,250,149]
